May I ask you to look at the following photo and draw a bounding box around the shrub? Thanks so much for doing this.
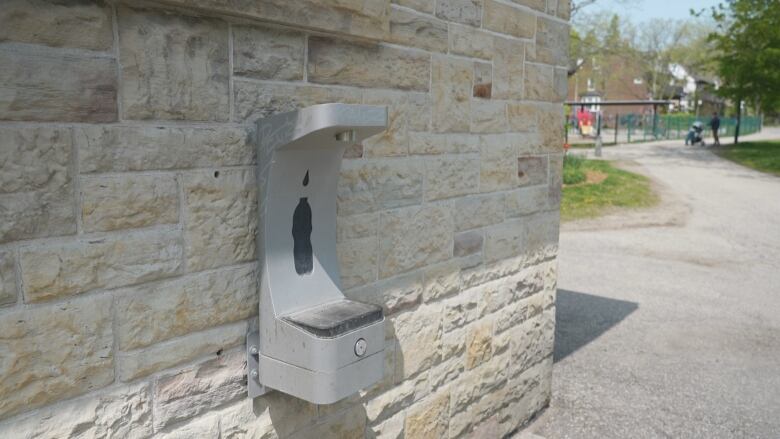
[563,154,587,185]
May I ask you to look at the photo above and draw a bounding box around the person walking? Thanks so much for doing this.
[710,112,721,146]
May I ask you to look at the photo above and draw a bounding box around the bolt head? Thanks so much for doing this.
[250,369,259,379]
[249,346,258,355]
[354,338,367,357]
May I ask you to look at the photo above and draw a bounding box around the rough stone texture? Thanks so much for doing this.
[233,25,305,81]
[0,383,152,439]
[473,61,493,99]
[525,62,556,102]
[506,185,549,217]
[466,321,494,369]
[0,0,112,51]
[116,264,256,350]
[234,80,362,122]
[449,24,494,60]
[471,99,507,133]
[517,155,548,187]
[118,321,247,381]
[0,251,16,306]
[436,0,482,26]
[507,102,540,132]
[308,37,430,91]
[424,155,480,201]
[290,404,366,439]
[379,205,453,278]
[405,391,450,438]
[362,90,411,157]
[76,125,254,173]
[183,169,257,271]
[338,159,424,215]
[388,6,448,53]
[392,305,443,378]
[432,56,472,133]
[530,16,570,67]
[483,0,536,39]
[453,193,505,231]
[153,350,246,430]
[454,230,484,257]
[514,0,547,11]
[493,38,526,100]
[0,296,113,420]
[81,174,179,233]
[0,126,75,243]
[338,237,379,289]
[393,0,435,13]
[20,230,183,303]
[118,7,229,121]
[484,219,527,263]
[480,135,519,192]
[0,49,116,122]
[156,0,390,41]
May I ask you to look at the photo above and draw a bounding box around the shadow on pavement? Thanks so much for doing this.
[554,289,638,362]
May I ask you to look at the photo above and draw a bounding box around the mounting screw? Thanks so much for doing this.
[250,369,259,379]
[249,345,258,355]
[354,338,367,357]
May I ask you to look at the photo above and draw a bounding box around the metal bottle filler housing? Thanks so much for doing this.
[247,103,388,404]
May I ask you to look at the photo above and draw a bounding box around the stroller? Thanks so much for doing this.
[685,121,706,146]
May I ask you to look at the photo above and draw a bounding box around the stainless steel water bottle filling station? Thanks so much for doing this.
[247,103,388,404]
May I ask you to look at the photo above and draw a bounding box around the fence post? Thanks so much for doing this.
[614,113,619,144]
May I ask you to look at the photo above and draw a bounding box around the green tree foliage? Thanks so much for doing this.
[706,0,780,113]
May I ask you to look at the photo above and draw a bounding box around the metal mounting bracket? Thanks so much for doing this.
[246,331,269,398]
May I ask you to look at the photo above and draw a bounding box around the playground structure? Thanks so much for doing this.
[565,100,763,154]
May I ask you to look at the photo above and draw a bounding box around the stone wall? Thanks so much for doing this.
[0,0,567,437]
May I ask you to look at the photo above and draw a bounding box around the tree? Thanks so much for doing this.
[705,0,780,135]
[568,0,638,76]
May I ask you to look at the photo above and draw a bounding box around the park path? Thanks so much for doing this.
[527,129,780,438]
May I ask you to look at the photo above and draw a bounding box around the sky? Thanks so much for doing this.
[588,0,722,23]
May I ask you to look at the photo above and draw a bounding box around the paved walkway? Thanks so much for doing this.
[528,129,780,438]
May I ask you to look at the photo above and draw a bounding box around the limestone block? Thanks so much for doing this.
[183,168,256,271]
[388,6,448,53]
[492,38,526,100]
[409,132,479,155]
[362,90,411,157]
[558,0,572,19]
[394,0,435,13]
[442,286,486,332]
[338,159,423,216]
[510,312,554,376]
[429,355,464,391]
[365,379,417,424]
[81,173,179,233]
[449,354,508,414]
[346,270,423,316]
[512,0,546,12]
[424,155,480,201]
[483,277,516,313]
[233,25,305,80]
[466,321,494,369]
[379,205,453,278]
[538,106,565,152]
[0,251,16,306]
[483,0,535,39]
[234,80,362,122]
[480,135,518,192]
[249,392,318,438]
[484,219,527,263]
[449,24,494,60]
[548,153,563,209]
[116,264,256,350]
[0,0,112,50]
[156,0,390,41]
[506,185,549,218]
[289,404,366,439]
[0,49,116,122]
[555,66,569,102]
[338,237,379,289]
[0,296,113,420]
[0,383,152,439]
[216,399,279,439]
[153,350,246,430]
[405,392,450,439]
[530,16,570,66]
[473,61,493,99]
[516,155,548,187]
[118,7,229,121]
[507,102,539,132]
[454,230,484,257]
[436,0,482,26]
[367,410,404,438]
[432,56,472,133]
[157,414,221,439]
[423,259,463,302]
[453,193,505,231]
[450,385,510,436]
[337,212,379,242]
[0,126,75,243]
[524,210,560,255]
[20,230,183,302]
[118,321,247,381]
[308,37,430,91]
[76,125,253,173]
[524,62,555,102]
[407,93,432,131]
[392,305,443,378]
[471,100,507,133]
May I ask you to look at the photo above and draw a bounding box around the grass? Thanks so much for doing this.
[561,156,659,221]
[714,140,780,176]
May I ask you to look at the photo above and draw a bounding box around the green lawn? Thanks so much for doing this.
[715,140,780,176]
[561,156,659,221]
